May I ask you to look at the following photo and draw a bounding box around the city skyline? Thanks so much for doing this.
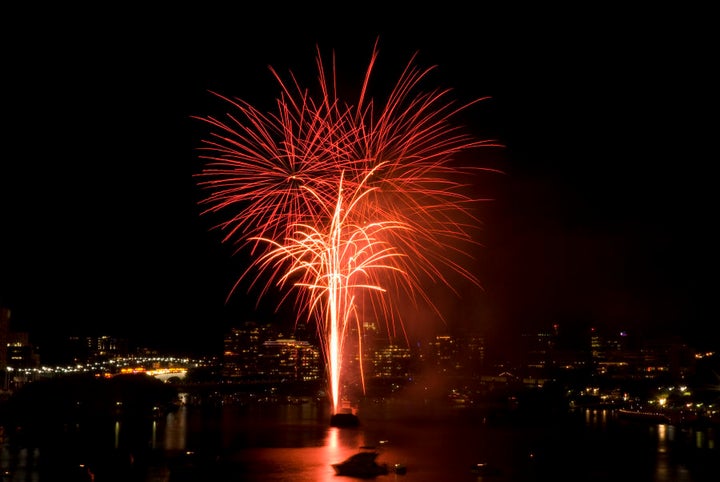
[3,309,712,368]
[1,7,716,356]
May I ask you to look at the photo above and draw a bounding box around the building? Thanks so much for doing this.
[222,321,321,383]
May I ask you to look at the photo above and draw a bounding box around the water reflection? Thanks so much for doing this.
[584,407,612,428]
[0,398,718,481]
[163,409,186,452]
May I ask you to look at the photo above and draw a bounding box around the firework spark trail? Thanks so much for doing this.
[194,41,501,414]
[251,169,408,413]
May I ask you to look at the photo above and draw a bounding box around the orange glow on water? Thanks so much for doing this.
[195,39,499,414]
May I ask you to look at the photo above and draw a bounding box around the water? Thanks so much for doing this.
[1,397,717,481]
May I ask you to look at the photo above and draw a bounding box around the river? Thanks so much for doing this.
[1,396,717,481]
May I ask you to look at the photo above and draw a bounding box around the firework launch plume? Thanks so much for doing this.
[194,39,502,414]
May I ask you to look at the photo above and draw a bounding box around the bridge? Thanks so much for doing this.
[116,366,188,382]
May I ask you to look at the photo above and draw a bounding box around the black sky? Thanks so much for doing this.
[1,6,716,356]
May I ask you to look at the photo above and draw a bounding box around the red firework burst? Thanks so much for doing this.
[194,39,502,414]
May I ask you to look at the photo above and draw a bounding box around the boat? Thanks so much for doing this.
[330,412,360,427]
[331,451,389,478]
[470,462,502,476]
[392,462,407,475]
[616,408,672,424]
[331,400,361,427]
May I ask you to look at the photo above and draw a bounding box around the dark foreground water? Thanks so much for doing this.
[1,397,717,481]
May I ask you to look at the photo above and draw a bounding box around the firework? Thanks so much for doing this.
[194,40,500,414]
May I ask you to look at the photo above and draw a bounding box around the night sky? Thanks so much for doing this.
[1,6,716,357]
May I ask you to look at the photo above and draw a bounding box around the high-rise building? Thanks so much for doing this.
[222,321,320,383]
[369,343,412,379]
[0,306,9,376]
[6,331,39,369]
[262,338,321,382]
[222,321,269,382]
[430,334,460,373]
